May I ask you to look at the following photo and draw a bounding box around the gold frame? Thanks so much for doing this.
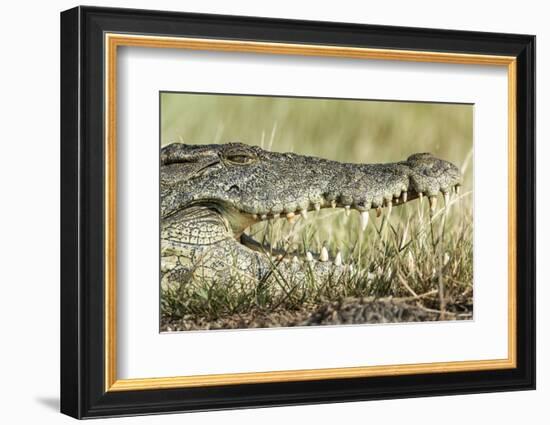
[104,33,517,392]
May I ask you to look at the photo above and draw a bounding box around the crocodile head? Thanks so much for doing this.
[160,142,461,284]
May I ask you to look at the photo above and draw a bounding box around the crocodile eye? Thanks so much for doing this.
[223,149,257,165]
[227,155,254,164]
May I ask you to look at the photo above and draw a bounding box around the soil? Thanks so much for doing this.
[160,297,472,331]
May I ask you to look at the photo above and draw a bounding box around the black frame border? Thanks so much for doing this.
[60,6,535,419]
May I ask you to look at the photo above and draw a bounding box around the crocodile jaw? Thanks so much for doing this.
[161,144,462,224]
[207,181,459,266]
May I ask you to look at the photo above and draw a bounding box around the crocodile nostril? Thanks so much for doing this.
[407,152,434,162]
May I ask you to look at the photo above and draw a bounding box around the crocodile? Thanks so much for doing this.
[160,142,461,292]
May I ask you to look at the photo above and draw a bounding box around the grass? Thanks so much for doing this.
[160,93,474,330]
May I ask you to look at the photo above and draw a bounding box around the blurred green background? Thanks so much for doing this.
[160,92,473,189]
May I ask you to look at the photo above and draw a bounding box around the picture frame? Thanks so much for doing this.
[60,5,535,419]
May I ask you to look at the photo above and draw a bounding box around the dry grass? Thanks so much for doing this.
[161,193,473,329]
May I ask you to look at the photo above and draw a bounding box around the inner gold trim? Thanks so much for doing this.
[104,33,518,392]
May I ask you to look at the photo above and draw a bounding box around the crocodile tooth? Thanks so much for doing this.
[455,185,461,195]
[260,214,267,220]
[344,205,351,216]
[330,200,337,208]
[360,211,369,231]
[429,196,437,212]
[292,255,299,264]
[334,251,342,266]
[314,203,321,212]
[320,247,329,262]
[300,209,308,219]
[401,191,407,203]
[386,200,392,217]
[444,192,450,207]
[252,214,258,219]
[306,251,314,262]
[376,206,382,218]
[286,212,296,223]
[348,264,354,273]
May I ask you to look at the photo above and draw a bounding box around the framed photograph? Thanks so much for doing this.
[60,6,535,419]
